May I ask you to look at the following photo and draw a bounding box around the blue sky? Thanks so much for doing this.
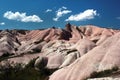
[0,0,120,30]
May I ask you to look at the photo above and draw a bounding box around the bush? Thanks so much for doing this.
[0,58,50,80]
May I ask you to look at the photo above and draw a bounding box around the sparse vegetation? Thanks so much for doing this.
[0,52,14,61]
[90,66,119,78]
[0,58,50,80]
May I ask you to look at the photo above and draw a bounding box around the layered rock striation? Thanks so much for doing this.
[0,23,120,80]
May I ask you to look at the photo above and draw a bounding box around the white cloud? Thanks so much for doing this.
[53,7,72,21]
[117,17,120,19]
[45,9,52,12]
[4,11,43,22]
[0,22,5,26]
[65,9,99,21]
[62,6,67,9]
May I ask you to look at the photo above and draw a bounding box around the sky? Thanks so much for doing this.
[0,0,120,30]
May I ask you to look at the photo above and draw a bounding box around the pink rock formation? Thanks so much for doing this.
[74,38,96,56]
[49,32,120,80]
[0,24,120,80]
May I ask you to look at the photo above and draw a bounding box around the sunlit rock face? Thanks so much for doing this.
[49,32,120,80]
[0,24,120,80]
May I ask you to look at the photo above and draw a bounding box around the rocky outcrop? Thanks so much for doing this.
[0,24,120,80]
[49,32,120,80]
[35,40,80,70]
[0,30,21,57]
[65,22,72,32]
[71,38,96,56]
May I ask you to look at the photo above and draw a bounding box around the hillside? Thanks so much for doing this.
[0,23,120,80]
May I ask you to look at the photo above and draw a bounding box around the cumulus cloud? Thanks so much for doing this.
[0,22,5,26]
[45,9,52,12]
[4,11,43,22]
[53,6,72,21]
[65,9,99,21]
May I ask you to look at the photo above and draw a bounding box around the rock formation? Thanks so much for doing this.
[0,24,120,80]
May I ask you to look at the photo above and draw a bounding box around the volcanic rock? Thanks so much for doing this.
[49,32,120,80]
[0,30,21,57]
[73,38,96,56]
[35,40,80,70]
[0,24,119,80]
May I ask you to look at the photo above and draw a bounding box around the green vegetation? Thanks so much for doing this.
[0,58,50,80]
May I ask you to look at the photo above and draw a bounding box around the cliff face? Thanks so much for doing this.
[0,24,120,80]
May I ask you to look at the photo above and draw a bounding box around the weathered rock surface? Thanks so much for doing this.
[35,40,80,70]
[72,38,96,56]
[88,77,120,80]
[0,24,120,80]
[49,32,120,80]
[0,30,21,57]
